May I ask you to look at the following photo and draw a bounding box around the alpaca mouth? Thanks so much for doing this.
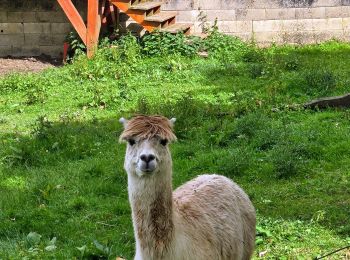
[141,166,155,173]
[140,164,156,173]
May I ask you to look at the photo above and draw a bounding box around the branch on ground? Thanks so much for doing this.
[304,93,350,109]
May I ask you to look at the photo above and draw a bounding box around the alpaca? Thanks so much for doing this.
[119,115,256,260]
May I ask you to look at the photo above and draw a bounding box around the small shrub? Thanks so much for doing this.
[2,143,39,168]
[86,84,109,108]
[270,145,301,178]
[68,196,88,211]
[283,55,300,71]
[231,113,272,139]
[135,96,151,115]
[204,29,250,63]
[141,31,202,57]
[242,48,265,63]
[65,31,86,61]
[25,85,47,105]
[217,147,254,177]
[32,116,52,140]
[82,80,131,109]
[248,63,264,79]
[0,74,26,92]
[304,69,336,94]
[202,63,241,79]
[253,125,281,151]
[117,33,141,63]
[85,164,105,177]
[269,130,322,178]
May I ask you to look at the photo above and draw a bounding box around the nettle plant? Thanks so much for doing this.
[141,31,203,57]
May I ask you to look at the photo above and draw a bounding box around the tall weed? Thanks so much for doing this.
[141,31,202,56]
[304,69,337,95]
[204,29,250,63]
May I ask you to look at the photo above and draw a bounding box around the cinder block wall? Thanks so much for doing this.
[1,0,350,57]
[163,0,350,45]
[0,0,85,57]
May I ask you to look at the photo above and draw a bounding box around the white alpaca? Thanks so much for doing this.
[119,115,256,260]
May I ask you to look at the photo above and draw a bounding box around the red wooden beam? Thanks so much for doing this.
[57,0,87,45]
[87,0,101,58]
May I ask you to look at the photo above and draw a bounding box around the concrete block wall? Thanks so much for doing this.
[1,0,350,57]
[0,0,86,57]
[163,0,350,45]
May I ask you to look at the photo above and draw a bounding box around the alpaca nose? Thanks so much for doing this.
[140,154,155,163]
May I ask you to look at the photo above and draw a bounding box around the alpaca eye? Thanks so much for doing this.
[128,139,136,146]
[160,139,168,146]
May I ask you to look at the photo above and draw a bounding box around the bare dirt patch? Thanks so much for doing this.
[0,56,62,76]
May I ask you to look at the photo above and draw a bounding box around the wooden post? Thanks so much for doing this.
[57,0,87,45]
[87,0,101,58]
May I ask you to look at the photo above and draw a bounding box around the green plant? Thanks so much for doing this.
[197,10,209,33]
[68,196,88,210]
[270,145,301,178]
[248,63,264,79]
[2,144,38,168]
[283,55,300,71]
[216,147,254,177]
[25,85,47,105]
[242,48,265,63]
[304,69,337,94]
[65,31,86,60]
[32,115,53,139]
[204,26,250,64]
[141,31,202,56]
[117,33,141,63]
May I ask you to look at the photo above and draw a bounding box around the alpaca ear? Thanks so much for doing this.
[169,118,176,128]
[119,117,128,129]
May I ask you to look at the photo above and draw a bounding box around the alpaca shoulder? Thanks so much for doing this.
[173,173,254,229]
[173,174,250,207]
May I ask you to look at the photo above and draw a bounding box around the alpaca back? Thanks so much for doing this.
[172,174,256,260]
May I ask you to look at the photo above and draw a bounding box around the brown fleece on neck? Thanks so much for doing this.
[134,192,174,258]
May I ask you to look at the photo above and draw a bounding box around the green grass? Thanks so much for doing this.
[0,33,349,259]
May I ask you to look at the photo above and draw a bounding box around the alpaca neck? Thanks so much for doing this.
[128,169,174,257]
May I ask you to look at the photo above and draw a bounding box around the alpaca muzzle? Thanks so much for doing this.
[139,153,157,173]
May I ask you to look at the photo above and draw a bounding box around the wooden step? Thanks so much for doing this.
[144,11,177,22]
[129,1,162,11]
[161,23,192,33]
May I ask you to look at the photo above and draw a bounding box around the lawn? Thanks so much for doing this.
[0,32,349,259]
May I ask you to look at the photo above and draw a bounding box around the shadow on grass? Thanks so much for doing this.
[0,117,135,258]
[0,116,123,168]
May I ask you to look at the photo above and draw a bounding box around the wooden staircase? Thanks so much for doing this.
[57,0,192,58]
[110,0,191,34]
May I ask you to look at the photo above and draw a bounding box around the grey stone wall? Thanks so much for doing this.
[0,0,85,57]
[1,0,350,57]
[163,0,350,45]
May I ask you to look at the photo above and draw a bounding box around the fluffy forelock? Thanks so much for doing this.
[120,115,177,142]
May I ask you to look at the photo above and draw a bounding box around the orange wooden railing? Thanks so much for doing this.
[57,0,115,58]
[57,0,191,58]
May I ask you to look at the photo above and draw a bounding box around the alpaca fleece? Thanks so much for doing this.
[120,115,256,260]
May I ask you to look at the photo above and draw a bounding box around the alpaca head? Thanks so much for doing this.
[119,115,176,178]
